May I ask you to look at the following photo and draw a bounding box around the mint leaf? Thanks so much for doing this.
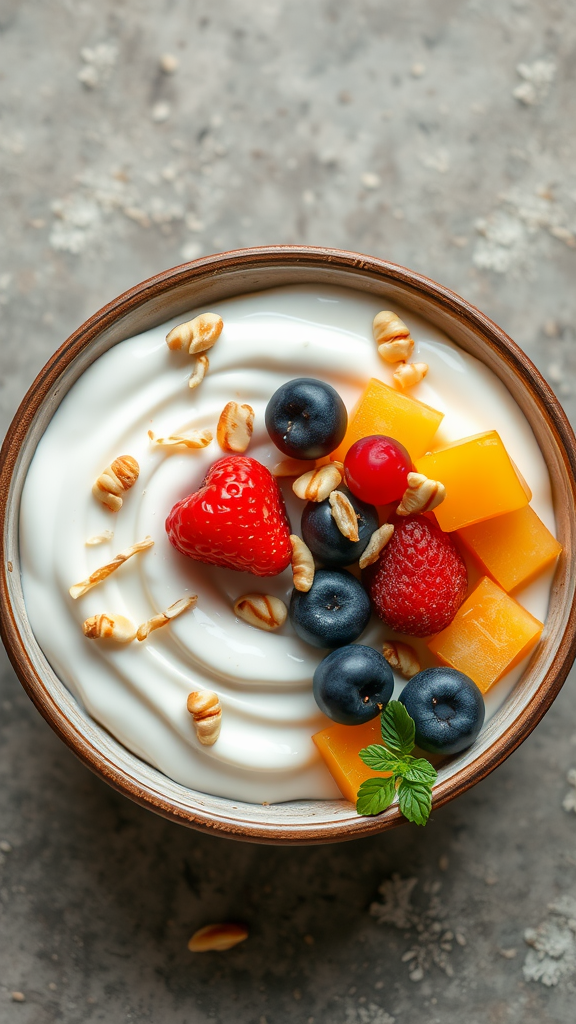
[358,744,401,773]
[356,777,397,816]
[380,701,415,756]
[397,778,433,826]
[403,757,437,786]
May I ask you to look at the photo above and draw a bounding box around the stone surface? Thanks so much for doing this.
[1,1,576,1022]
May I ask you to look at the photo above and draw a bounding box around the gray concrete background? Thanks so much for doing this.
[1,1,576,1021]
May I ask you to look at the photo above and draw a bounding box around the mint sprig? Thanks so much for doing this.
[356,701,437,826]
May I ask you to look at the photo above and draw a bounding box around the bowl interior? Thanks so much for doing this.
[2,247,575,844]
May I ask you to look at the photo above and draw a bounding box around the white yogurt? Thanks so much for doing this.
[19,285,557,803]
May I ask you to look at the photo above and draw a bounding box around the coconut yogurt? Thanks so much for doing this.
[20,285,558,804]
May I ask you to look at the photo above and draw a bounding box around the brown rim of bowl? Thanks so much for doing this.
[1,245,576,845]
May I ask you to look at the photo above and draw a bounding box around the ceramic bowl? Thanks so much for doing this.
[2,246,576,844]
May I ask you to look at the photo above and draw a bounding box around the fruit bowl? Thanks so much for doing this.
[1,246,576,844]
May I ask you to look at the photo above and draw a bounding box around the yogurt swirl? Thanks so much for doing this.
[20,285,557,803]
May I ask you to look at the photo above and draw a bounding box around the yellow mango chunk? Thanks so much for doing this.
[428,576,543,693]
[313,717,389,803]
[332,378,444,463]
[458,505,561,592]
[415,431,531,532]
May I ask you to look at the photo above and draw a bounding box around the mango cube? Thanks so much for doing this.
[428,576,543,693]
[415,430,531,532]
[313,717,389,803]
[332,377,444,463]
[458,506,561,592]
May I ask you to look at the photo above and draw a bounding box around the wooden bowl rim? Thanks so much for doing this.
[2,244,576,844]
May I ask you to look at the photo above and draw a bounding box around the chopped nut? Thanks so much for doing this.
[272,457,315,478]
[160,53,179,74]
[382,640,421,679]
[92,455,140,512]
[292,463,343,502]
[188,353,209,390]
[166,312,223,354]
[69,537,154,599]
[358,524,394,569]
[83,613,137,643]
[216,402,254,453]
[137,595,197,641]
[290,535,315,592]
[393,362,429,389]
[187,690,222,746]
[329,490,359,543]
[373,310,415,363]
[396,472,446,515]
[187,923,248,952]
[148,428,212,449]
[85,530,114,546]
[233,593,287,632]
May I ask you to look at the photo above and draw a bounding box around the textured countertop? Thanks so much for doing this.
[1,2,575,1022]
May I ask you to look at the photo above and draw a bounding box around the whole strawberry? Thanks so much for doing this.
[166,456,292,576]
[363,514,468,637]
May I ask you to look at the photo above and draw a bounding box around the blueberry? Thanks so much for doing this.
[265,378,348,460]
[399,667,485,755]
[313,644,394,725]
[302,486,378,568]
[290,568,371,648]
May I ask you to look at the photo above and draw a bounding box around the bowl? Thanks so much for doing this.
[1,245,576,845]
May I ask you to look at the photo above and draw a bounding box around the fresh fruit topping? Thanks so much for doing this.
[313,645,394,725]
[312,717,385,804]
[344,434,412,506]
[356,701,438,824]
[428,576,543,693]
[415,430,531,533]
[265,378,348,460]
[289,568,371,648]
[363,514,468,637]
[165,456,292,577]
[332,377,444,463]
[301,486,378,568]
[457,505,562,593]
[399,667,485,755]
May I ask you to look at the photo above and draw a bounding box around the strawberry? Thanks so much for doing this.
[363,514,468,637]
[166,455,292,577]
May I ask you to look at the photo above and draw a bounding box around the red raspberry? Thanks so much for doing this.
[166,455,292,576]
[363,514,468,637]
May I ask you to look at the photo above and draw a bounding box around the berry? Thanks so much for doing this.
[301,486,378,568]
[363,514,468,637]
[399,667,485,755]
[166,455,292,576]
[289,569,371,648]
[265,378,347,460]
[313,645,394,725]
[344,434,411,506]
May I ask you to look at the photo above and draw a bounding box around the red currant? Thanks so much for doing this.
[344,435,412,505]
